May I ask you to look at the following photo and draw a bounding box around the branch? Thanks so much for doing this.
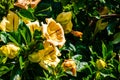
[101,14,120,18]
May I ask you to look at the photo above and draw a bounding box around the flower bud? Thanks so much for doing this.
[56,12,72,25]
[28,50,44,63]
[56,12,73,34]
[96,59,106,70]
[71,30,83,38]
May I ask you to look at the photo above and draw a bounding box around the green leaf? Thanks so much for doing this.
[7,34,19,46]
[106,22,116,36]
[0,65,14,77]
[0,32,7,43]
[72,54,82,61]
[100,72,116,79]
[34,3,52,20]
[0,66,9,76]
[43,70,49,78]
[99,0,106,3]
[118,64,120,73]
[19,56,25,70]
[112,32,120,44]
[18,9,35,20]
[69,43,76,52]
[18,21,32,45]
[10,67,22,80]
[1,56,7,64]
[102,41,107,60]
[76,61,88,72]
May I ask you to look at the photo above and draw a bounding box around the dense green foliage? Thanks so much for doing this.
[0,0,120,80]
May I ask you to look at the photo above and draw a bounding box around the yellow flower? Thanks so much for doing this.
[96,59,106,70]
[0,43,20,59]
[28,41,61,70]
[14,0,41,9]
[56,12,73,34]
[56,11,72,25]
[6,11,19,32]
[62,59,77,76]
[0,11,19,32]
[41,18,66,48]
[26,20,41,34]
[62,20,73,34]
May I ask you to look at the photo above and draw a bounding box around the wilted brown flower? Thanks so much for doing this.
[62,59,77,76]
[41,18,66,48]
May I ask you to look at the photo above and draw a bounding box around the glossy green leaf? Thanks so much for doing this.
[0,32,7,43]
[106,22,116,36]
[19,56,25,70]
[18,9,35,20]
[118,64,120,73]
[72,54,82,61]
[100,72,116,79]
[18,21,32,45]
[0,65,14,77]
[7,34,19,46]
[10,67,22,80]
[102,42,107,60]
[76,61,88,72]
[112,32,120,44]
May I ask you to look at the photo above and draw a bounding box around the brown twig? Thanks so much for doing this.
[101,14,120,18]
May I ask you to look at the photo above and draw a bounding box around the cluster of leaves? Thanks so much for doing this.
[0,0,120,80]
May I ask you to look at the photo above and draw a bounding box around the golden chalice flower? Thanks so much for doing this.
[41,18,66,48]
[28,41,61,70]
[0,43,20,59]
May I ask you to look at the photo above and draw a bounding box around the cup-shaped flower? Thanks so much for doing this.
[41,18,66,48]
[62,59,77,76]
[0,43,20,59]
[28,41,61,70]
